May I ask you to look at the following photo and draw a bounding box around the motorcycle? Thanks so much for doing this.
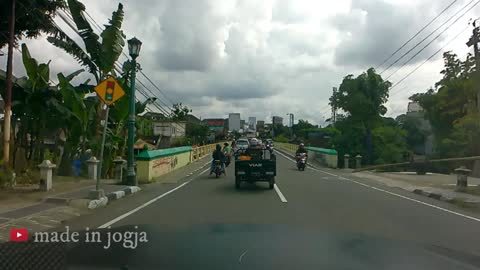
[224,154,232,167]
[214,160,223,178]
[296,153,307,171]
[267,144,274,155]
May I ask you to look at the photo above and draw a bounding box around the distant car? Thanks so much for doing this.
[266,139,273,146]
[235,139,249,151]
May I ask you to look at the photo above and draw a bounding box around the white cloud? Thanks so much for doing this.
[1,0,478,123]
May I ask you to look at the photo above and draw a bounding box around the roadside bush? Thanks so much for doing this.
[275,135,289,143]
[171,138,193,147]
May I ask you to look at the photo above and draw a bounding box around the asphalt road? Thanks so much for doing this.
[24,151,480,269]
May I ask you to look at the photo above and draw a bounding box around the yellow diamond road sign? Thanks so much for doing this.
[94,76,125,105]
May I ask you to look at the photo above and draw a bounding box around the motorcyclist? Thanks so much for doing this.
[296,143,307,155]
[296,143,308,162]
[223,142,233,167]
[210,144,226,175]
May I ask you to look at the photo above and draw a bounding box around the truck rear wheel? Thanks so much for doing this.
[269,177,275,189]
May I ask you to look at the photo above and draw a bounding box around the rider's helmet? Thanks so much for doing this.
[216,144,221,151]
[300,143,305,147]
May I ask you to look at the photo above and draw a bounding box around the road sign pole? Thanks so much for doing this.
[127,59,137,186]
[97,104,110,190]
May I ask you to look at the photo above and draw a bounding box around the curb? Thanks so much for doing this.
[411,188,480,207]
[70,186,142,209]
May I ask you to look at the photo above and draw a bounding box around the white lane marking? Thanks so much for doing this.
[98,167,210,229]
[238,250,249,263]
[274,184,288,203]
[274,150,480,223]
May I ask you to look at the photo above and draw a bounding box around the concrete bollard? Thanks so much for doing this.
[455,166,471,192]
[113,156,127,182]
[87,156,100,181]
[356,155,362,169]
[344,154,350,169]
[38,160,56,191]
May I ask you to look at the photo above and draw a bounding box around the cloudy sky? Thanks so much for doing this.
[1,0,479,125]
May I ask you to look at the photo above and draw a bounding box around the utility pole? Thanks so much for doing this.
[3,0,16,168]
[332,87,337,124]
[467,20,480,111]
[467,19,480,177]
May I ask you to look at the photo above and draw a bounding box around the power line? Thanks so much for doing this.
[76,9,190,134]
[80,9,178,107]
[379,0,479,75]
[385,0,480,81]
[376,0,460,70]
[389,24,472,98]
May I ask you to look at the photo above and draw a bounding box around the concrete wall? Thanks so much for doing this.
[136,146,192,183]
[136,143,221,183]
[276,143,338,169]
[307,148,338,169]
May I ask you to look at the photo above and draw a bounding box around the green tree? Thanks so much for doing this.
[396,114,428,153]
[171,103,192,121]
[186,122,209,145]
[410,52,477,157]
[10,44,75,168]
[293,119,314,137]
[331,67,392,164]
[0,0,66,49]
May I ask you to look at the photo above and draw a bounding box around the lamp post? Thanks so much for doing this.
[127,37,142,186]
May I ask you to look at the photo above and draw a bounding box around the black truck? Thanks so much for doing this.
[234,148,276,189]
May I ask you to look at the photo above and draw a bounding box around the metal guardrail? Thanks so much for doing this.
[192,142,226,161]
[275,142,297,153]
[353,156,480,173]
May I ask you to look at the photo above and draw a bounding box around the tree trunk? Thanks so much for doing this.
[58,145,73,176]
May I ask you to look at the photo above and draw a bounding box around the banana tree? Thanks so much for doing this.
[47,0,126,159]
[11,44,70,169]
[47,0,125,83]
[55,72,98,175]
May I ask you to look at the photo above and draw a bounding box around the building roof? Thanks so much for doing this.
[186,114,202,123]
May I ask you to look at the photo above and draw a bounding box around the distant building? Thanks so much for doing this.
[153,121,186,138]
[186,114,202,124]
[256,120,265,131]
[229,113,241,131]
[203,118,226,136]
[272,116,283,126]
[141,112,166,121]
[248,117,256,131]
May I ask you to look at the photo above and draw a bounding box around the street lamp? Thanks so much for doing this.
[127,37,142,186]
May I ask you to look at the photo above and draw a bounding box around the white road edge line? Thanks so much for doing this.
[274,149,480,223]
[98,166,211,229]
[274,184,288,203]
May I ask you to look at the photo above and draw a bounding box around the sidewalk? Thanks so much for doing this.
[352,171,480,206]
[0,154,212,242]
[0,178,138,224]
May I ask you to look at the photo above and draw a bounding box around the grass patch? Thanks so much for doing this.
[449,198,478,209]
[463,187,480,196]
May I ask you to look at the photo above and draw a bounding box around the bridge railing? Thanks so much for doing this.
[275,142,338,169]
[136,142,224,182]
